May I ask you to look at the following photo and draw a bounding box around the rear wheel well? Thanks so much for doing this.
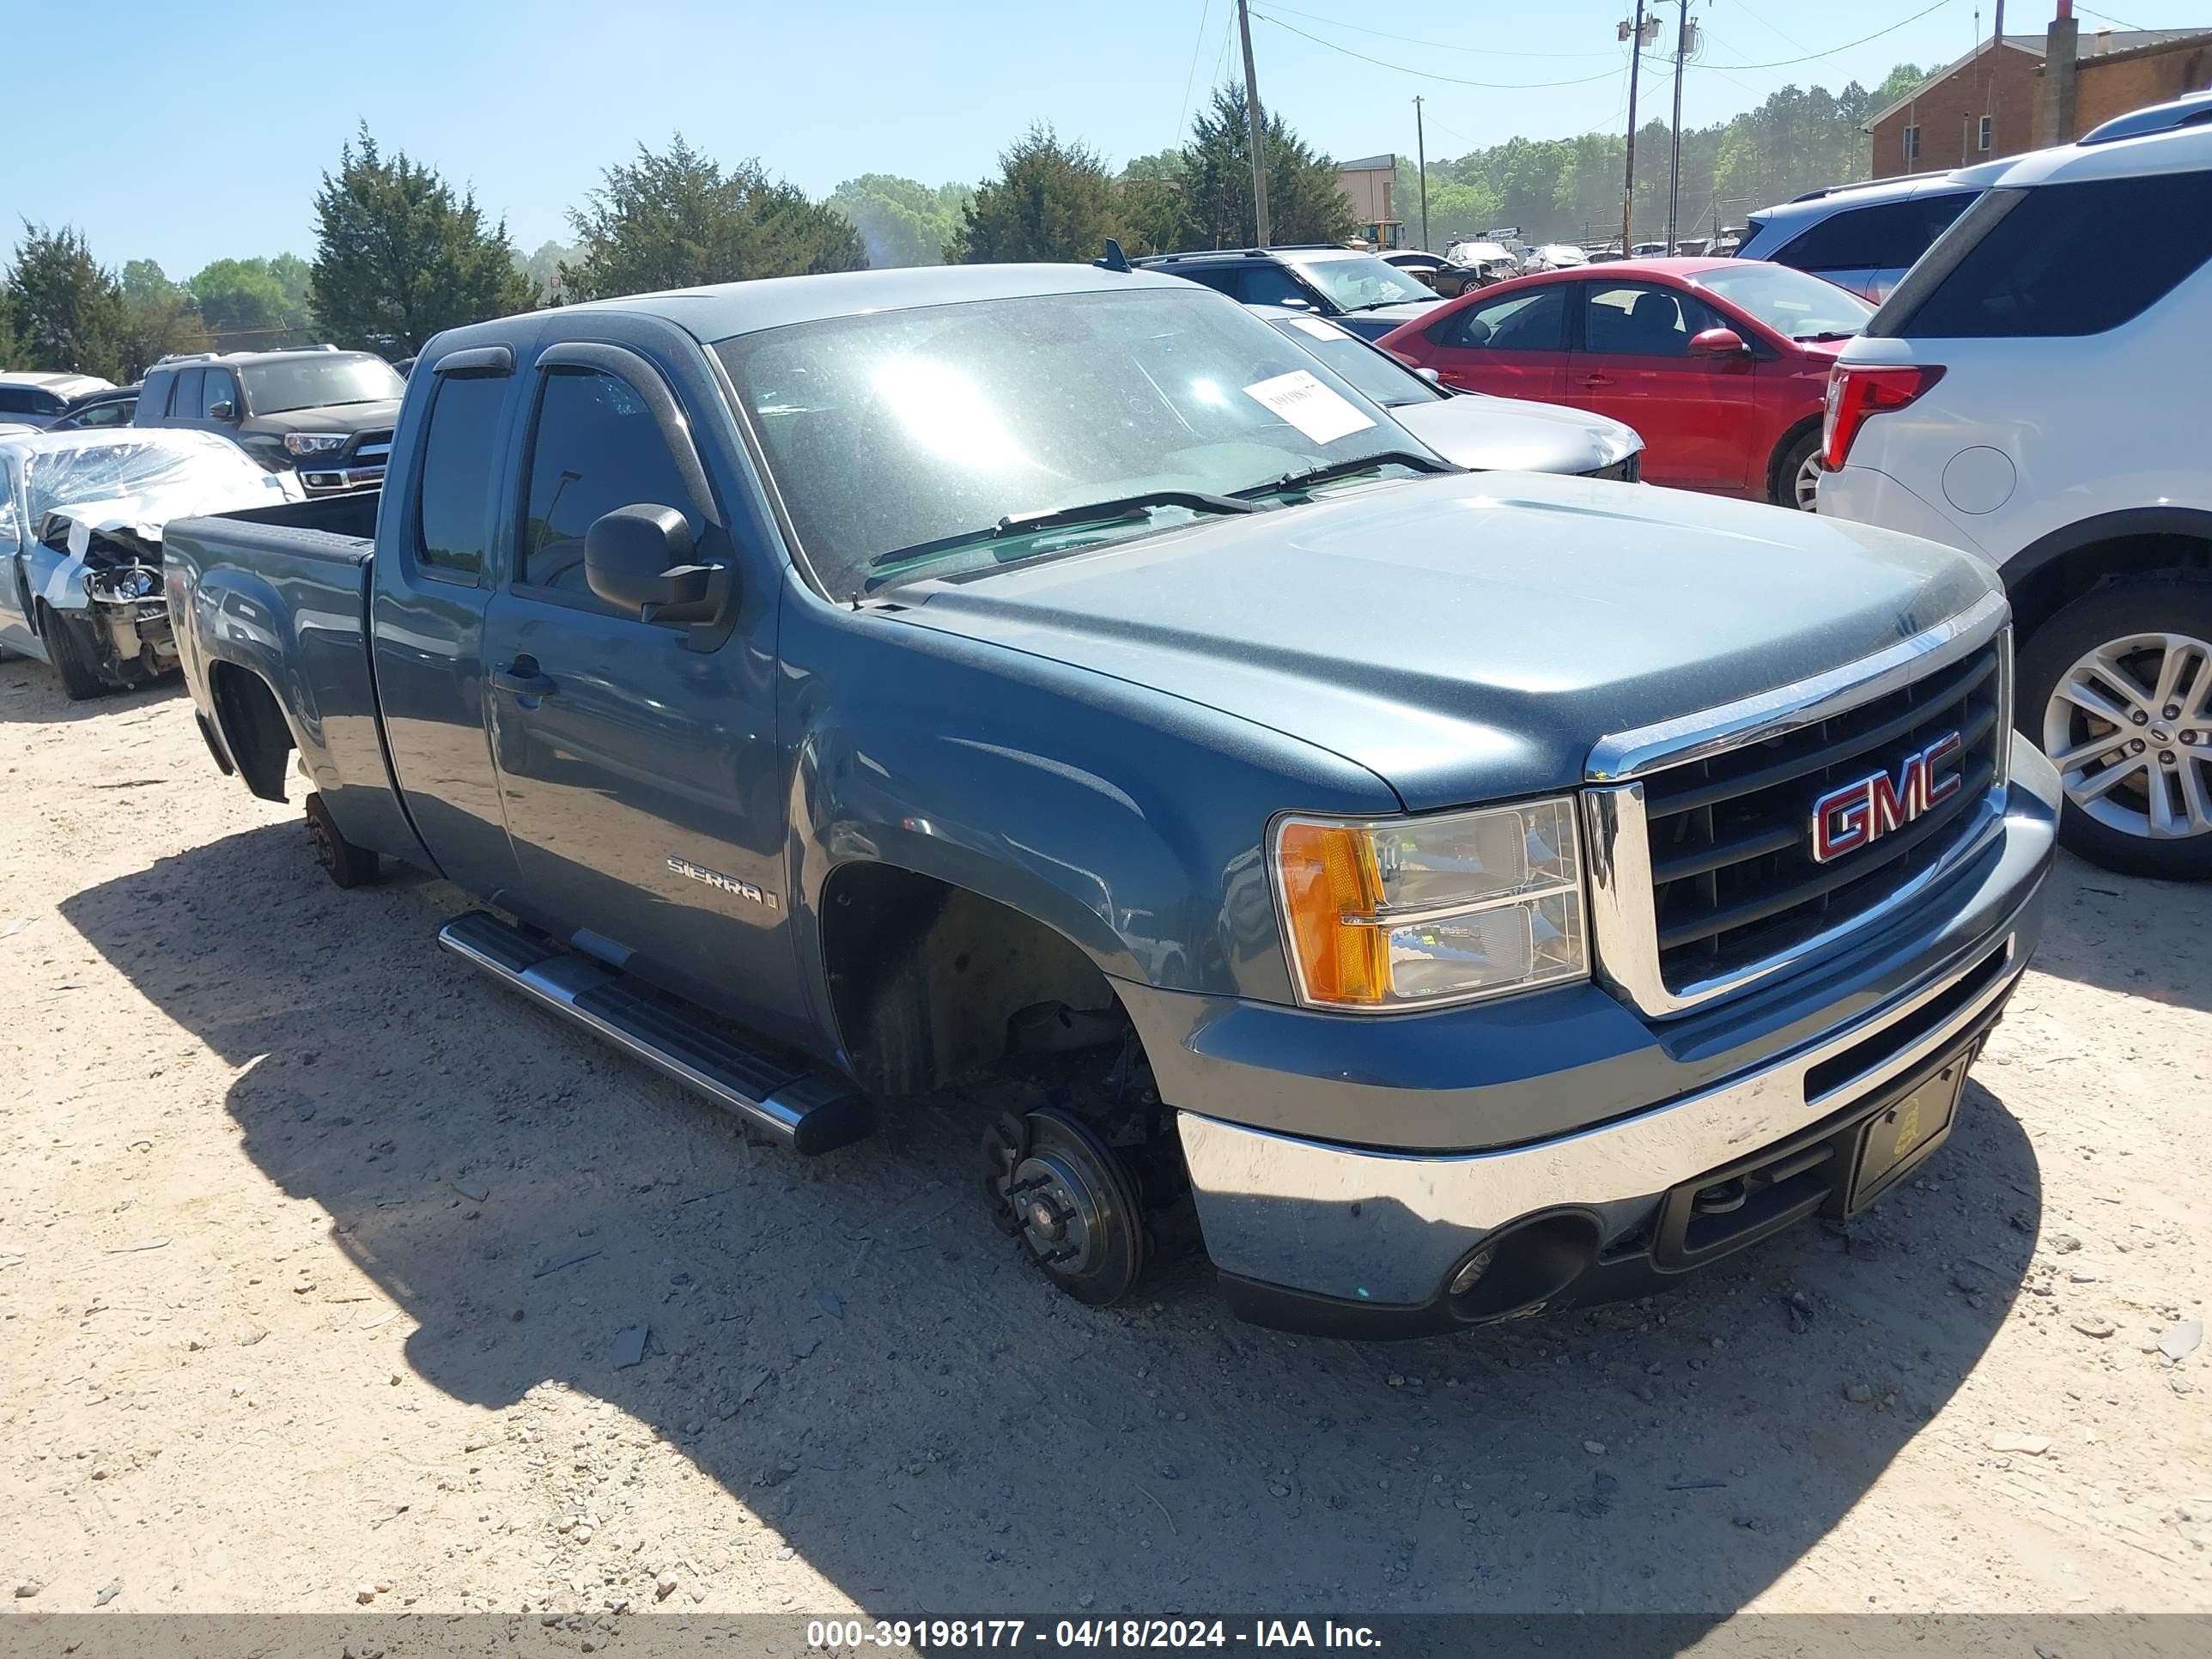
[1768,416,1823,502]
[208,661,295,802]
[820,864,1126,1100]
[2008,532,2212,644]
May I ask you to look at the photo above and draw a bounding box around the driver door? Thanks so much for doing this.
[477,335,804,1030]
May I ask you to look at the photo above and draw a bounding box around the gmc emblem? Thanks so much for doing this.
[1809,732,1964,863]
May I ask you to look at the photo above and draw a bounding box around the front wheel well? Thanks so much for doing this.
[820,863,1127,1100]
[207,661,295,802]
[2008,531,2212,645]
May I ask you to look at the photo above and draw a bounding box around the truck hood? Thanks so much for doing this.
[1390,394,1642,476]
[888,471,1998,811]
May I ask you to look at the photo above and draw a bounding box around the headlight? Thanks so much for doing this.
[283,433,348,456]
[1270,797,1588,1011]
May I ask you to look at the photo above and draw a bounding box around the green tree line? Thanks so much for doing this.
[1413,66,1926,246]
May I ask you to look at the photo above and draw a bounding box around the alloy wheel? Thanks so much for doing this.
[2040,630,2212,843]
[1792,449,1822,512]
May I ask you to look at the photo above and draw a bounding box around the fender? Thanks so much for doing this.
[2000,505,2212,594]
[775,596,1404,1042]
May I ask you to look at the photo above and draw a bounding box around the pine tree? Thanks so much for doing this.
[560,137,865,301]
[947,126,1126,264]
[3,224,129,380]
[310,125,537,355]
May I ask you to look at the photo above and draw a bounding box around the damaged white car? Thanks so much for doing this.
[0,428,301,699]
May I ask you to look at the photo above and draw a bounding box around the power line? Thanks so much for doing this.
[1176,0,1215,148]
[1691,0,1960,71]
[2076,4,2149,27]
[1250,11,1635,89]
[1245,1,1634,60]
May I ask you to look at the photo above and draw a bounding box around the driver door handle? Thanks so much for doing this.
[492,656,558,697]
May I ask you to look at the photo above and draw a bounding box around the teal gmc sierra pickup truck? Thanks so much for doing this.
[161,263,2061,1336]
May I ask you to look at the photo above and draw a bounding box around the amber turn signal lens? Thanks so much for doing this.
[1274,820,1389,1006]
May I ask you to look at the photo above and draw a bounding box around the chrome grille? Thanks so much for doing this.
[1583,594,2014,1018]
[1642,641,2003,986]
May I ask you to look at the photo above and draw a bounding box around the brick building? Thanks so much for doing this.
[1867,11,2211,179]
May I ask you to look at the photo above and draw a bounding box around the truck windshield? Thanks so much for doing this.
[716,288,1438,596]
[239,355,404,416]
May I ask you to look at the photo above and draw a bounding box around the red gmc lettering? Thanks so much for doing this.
[1810,732,1964,864]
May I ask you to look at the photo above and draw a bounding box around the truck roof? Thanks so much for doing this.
[554,263,1194,343]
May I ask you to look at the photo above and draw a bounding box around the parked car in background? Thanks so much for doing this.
[164,261,2057,1334]
[134,347,404,495]
[1630,241,1670,258]
[1134,246,1443,339]
[1380,251,1477,298]
[1533,244,1589,270]
[50,386,140,431]
[1820,98,2212,878]
[0,372,116,429]
[1255,307,1643,478]
[1735,169,1991,302]
[1379,257,1872,508]
[1445,240,1522,286]
[0,428,301,697]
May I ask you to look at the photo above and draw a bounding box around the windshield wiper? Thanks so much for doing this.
[1235,451,1453,499]
[866,489,1256,571]
[1344,298,1419,313]
[1796,330,1857,342]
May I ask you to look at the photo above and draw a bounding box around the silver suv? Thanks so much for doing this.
[1735,168,1995,302]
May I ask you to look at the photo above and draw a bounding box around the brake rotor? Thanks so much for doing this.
[980,1111,1032,1237]
[1000,1106,1146,1306]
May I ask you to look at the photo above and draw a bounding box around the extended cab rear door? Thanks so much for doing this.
[368,343,530,904]
[477,322,804,1031]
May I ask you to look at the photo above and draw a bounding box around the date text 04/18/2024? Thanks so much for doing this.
[805,1620,1382,1650]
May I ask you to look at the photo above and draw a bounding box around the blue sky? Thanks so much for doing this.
[9,0,2200,276]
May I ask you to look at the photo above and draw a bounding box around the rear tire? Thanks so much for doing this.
[305,792,380,889]
[2017,580,2212,881]
[37,605,105,701]
[1771,428,1822,512]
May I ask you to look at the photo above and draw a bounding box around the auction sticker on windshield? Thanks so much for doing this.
[1242,369,1376,445]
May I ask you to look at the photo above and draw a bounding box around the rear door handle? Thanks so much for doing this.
[1580,373,1615,388]
[492,657,558,697]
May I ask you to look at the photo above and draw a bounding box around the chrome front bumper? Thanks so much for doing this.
[1178,744,2059,1314]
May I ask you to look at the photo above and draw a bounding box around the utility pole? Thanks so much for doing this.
[1414,95,1431,252]
[1620,0,1648,252]
[1237,0,1272,247]
[1665,0,1692,252]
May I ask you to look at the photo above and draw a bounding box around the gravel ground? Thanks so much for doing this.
[1,663,2206,1623]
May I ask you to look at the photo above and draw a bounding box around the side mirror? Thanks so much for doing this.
[206,400,236,421]
[1416,367,1443,386]
[1686,327,1751,360]
[584,504,731,625]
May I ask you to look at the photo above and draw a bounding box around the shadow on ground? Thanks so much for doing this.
[61,821,2051,1619]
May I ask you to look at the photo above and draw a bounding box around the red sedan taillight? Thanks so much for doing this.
[1820,363,1946,472]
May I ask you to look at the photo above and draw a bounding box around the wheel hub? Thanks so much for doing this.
[980,1106,1146,1305]
[1008,1152,1103,1272]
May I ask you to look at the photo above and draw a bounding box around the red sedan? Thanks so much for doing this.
[1376,258,1874,510]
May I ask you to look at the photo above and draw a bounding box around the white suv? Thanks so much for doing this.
[1820,94,2212,879]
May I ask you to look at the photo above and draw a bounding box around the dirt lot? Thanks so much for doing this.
[1,663,2207,1625]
